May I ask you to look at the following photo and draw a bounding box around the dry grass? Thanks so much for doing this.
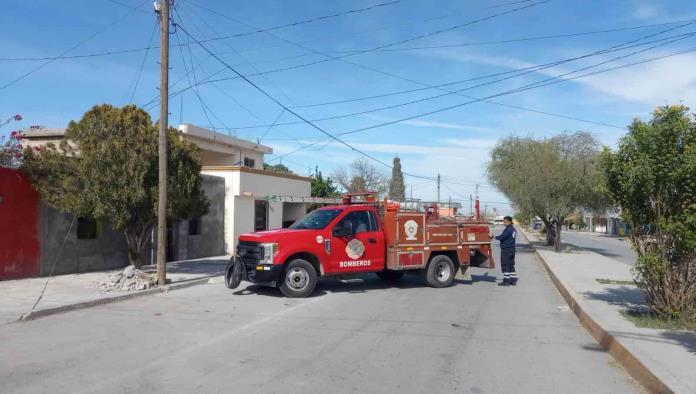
[621,310,696,331]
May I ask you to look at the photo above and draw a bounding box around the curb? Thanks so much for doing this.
[17,275,222,322]
[519,228,672,394]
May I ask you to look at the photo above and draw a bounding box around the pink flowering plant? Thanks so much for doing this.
[0,130,24,168]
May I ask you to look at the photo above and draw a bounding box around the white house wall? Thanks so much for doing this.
[202,168,311,254]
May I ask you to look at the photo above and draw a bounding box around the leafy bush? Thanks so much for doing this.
[602,105,696,322]
[633,253,696,320]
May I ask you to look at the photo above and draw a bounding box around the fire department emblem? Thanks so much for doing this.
[346,239,365,260]
[404,219,418,241]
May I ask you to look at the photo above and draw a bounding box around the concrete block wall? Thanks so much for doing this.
[39,204,129,275]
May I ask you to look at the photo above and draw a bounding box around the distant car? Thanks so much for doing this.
[493,216,505,226]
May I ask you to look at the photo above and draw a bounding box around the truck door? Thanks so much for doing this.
[327,209,385,274]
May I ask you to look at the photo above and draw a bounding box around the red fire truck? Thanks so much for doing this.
[225,193,494,297]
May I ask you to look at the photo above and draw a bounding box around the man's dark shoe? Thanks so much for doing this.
[510,277,518,286]
[498,278,510,286]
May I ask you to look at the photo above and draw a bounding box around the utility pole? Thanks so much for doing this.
[156,0,170,286]
[410,184,413,199]
[436,173,441,203]
[469,194,473,216]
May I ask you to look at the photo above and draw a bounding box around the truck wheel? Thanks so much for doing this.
[224,258,244,289]
[376,270,405,282]
[279,259,317,298]
[425,255,455,288]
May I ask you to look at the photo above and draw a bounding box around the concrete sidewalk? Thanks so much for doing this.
[0,256,228,325]
[521,228,696,393]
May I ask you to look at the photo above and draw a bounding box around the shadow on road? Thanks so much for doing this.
[232,272,498,297]
[456,272,498,285]
[143,258,228,276]
[563,243,624,259]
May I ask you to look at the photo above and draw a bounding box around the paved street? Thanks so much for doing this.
[0,235,640,394]
[561,231,637,266]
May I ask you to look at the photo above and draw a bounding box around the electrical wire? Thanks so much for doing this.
[178,5,318,147]
[191,0,403,44]
[330,19,696,54]
[0,0,149,90]
[269,42,696,162]
[121,18,159,105]
[174,22,216,129]
[0,1,404,63]
[174,20,435,181]
[143,0,550,109]
[218,23,694,131]
[220,30,692,131]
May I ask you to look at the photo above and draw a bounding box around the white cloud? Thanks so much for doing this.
[399,119,502,133]
[577,53,696,105]
[362,114,507,134]
[422,44,696,107]
[633,3,660,20]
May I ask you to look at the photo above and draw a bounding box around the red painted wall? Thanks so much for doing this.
[0,168,40,279]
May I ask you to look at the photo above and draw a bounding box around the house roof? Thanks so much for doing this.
[21,126,66,138]
[201,165,310,182]
[178,124,272,154]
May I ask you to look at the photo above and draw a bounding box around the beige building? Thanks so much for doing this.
[184,124,311,254]
[22,124,313,259]
[178,124,269,169]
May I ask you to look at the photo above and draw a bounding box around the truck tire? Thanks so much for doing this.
[376,270,404,282]
[425,255,455,288]
[279,259,317,298]
[224,258,244,289]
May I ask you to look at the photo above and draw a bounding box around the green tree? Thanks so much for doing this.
[487,132,608,250]
[22,104,209,267]
[601,105,696,320]
[263,162,292,174]
[388,156,405,200]
[311,168,338,197]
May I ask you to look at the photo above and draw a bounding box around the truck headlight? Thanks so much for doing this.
[260,242,278,264]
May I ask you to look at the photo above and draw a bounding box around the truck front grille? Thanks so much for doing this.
[237,241,264,263]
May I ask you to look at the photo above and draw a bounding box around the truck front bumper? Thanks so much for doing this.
[237,258,283,287]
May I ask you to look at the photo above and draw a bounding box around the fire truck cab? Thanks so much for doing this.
[225,193,494,298]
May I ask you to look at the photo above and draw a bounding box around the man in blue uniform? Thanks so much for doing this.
[491,216,517,286]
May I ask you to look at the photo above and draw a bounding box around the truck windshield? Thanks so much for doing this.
[290,209,342,230]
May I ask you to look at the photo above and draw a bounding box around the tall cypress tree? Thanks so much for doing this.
[389,156,405,200]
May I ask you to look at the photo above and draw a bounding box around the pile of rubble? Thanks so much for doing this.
[97,265,157,292]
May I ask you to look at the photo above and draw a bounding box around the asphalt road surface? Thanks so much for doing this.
[1,234,640,394]
[561,231,637,266]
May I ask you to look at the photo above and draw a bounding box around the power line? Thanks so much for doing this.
[0,0,404,63]
[489,0,537,8]
[121,18,159,105]
[255,26,696,159]
[190,0,404,44]
[143,0,550,109]
[223,23,693,131]
[173,17,217,130]
[0,0,149,90]
[269,42,696,162]
[183,5,689,137]
[330,19,696,54]
[173,20,435,181]
[179,4,320,147]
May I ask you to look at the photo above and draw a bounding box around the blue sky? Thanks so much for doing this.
[2,0,696,214]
